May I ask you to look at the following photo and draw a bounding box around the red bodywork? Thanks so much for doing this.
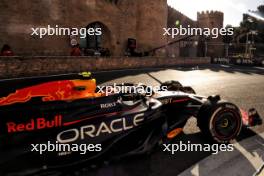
[0,79,103,106]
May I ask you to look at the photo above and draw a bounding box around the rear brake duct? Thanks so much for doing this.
[241,108,262,127]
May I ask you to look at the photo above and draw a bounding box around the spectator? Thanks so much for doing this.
[0,44,14,56]
[70,44,81,56]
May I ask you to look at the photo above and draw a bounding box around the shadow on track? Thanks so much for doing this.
[59,128,261,176]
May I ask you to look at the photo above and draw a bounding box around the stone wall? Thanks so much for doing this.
[0,0,167,56]
[197,11,224,57]
[136,0,167,55]
[197,11,224,34]
[0,56,210,78]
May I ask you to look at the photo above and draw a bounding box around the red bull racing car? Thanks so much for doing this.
[0,72,262,175]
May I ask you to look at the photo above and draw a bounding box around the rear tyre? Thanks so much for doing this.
[197,101,242,143]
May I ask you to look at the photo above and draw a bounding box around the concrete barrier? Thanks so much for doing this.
[212,57,264,67]
[0,56,210,78]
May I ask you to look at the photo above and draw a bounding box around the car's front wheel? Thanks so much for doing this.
[197,101,242,143]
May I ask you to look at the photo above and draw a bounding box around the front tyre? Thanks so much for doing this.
[197,102,242,143]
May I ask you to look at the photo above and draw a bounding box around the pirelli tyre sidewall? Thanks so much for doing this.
[198,102,242,143]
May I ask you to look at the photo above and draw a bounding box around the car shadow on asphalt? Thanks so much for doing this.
[62,127,262,176]
[61,132,211,176]
[64,126,264,176]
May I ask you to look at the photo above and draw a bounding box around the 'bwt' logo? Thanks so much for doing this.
[6,115,62,133]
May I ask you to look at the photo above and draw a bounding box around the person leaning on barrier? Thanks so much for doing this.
[70,44,81,56]
[0,44,14,56]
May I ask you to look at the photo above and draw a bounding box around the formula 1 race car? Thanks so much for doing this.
[0,72,262,175]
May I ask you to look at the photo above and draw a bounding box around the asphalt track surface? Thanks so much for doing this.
[50,65,264,176]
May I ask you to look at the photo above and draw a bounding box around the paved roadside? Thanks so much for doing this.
[179,132,264,176]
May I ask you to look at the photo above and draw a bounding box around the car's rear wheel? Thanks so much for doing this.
[197,101,242,143]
